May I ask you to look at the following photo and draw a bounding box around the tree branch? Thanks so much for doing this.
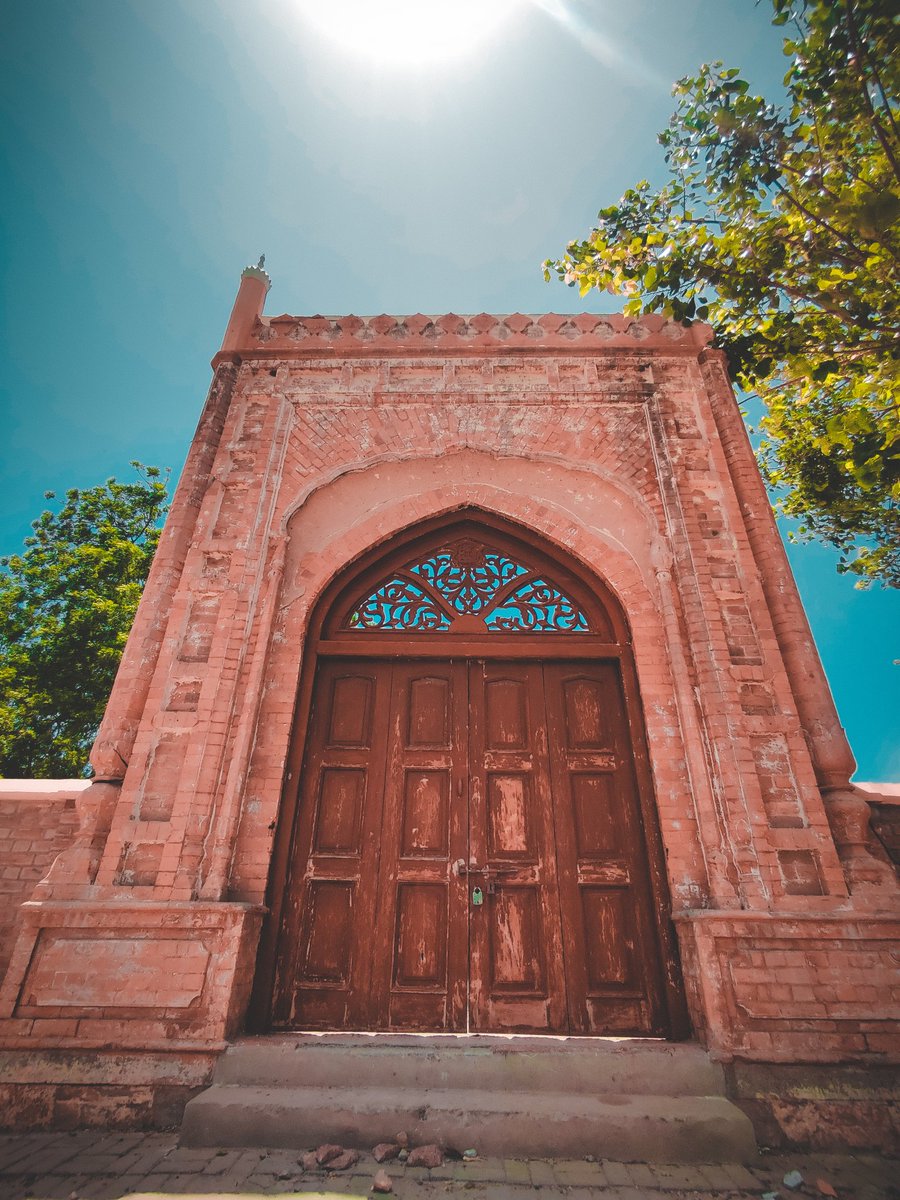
[844,1,900,183]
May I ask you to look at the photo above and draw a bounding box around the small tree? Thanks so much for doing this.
[0,463,169,777]
[545,0,899,586]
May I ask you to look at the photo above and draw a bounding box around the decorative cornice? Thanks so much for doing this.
[246,312,714,355]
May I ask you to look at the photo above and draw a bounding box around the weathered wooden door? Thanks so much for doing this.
[272,654,669,1035]
[467,659,568,1032]
[271,657,469,1031]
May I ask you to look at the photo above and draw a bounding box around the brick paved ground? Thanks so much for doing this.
[0,1132,895,1200]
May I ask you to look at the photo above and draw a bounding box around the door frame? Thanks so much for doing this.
[249,510,689,1037]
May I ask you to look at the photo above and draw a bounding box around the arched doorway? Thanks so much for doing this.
[262,514,685,1037]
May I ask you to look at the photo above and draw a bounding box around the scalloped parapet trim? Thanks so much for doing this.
[241,264,272,290]
[248,312,714,353]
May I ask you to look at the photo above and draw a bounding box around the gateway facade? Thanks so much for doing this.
[0,265,896,1135]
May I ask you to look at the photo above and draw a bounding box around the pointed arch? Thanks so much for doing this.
[252,507,688,1038]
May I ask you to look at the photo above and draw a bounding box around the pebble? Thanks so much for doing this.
[395,1131,409,1148]
[328,1149,360,1171]
[407,1143,443,1168]
[301,1151,319,1171]
[372,1168,393,1193]
[784,1170,804,1190]
[315,1143,345,1166]
[373,1142,401,1163]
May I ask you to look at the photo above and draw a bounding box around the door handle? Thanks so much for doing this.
[456,862,519,876]
[455,862,519,892]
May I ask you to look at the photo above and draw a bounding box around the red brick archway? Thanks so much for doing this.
[255,512,687,1036]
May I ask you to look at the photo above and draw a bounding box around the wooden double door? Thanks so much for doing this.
[272,656,670,1035]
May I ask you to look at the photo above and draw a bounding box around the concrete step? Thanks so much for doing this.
[210,1033,725,1096]
[181,1082,755,1161]
[180,1035,758,1162]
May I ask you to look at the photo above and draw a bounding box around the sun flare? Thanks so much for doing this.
[296,0,521,66]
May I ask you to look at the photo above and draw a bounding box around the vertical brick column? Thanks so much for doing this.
[88,360,240,785]
[40,266,271,899]
[699,349,894,897]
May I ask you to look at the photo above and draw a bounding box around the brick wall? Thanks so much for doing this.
[0,782,84,979]
[677,912,900,1062]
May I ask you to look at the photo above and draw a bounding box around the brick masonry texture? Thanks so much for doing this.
[0,784,84,979]
[0,272,896,1133]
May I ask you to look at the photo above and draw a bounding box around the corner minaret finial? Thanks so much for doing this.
[219,256,272,356]
[241,254,271,292]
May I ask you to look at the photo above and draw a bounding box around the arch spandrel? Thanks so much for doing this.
[278,450,671,628]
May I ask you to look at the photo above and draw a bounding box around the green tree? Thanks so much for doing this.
[545,0,899,586]
[0,464,169,778]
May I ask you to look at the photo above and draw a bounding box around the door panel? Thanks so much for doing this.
[545,662,667,1034]
[300,881,354,983]
[489,887,547,991]
[400,770,450,857]
[468,661,568,1032]
[312,767,366,854]
[370,662,469,1031]
[272,660,392,1028]
[486,774,531,857]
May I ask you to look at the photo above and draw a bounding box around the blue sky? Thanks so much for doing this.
[1,0,897,779]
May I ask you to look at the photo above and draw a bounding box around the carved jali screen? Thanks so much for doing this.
[345,538,591,633]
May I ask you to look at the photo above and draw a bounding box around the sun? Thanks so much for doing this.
[295,0,522,66]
